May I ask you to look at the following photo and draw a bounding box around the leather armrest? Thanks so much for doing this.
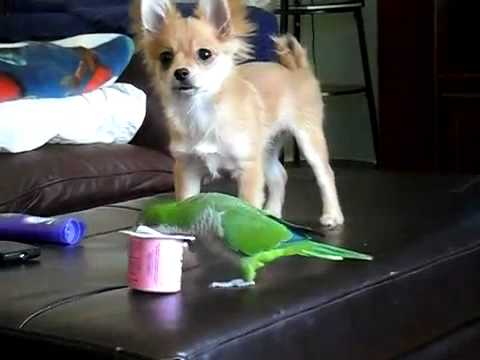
[118,53,171,157]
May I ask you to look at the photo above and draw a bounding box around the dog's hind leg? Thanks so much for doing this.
[292,124,344,227]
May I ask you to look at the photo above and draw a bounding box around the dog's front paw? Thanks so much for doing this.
[320,212,344,228]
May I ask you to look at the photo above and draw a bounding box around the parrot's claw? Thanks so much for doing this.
[209,279,255,289]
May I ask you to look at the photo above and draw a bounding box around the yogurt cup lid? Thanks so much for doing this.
[120,225,195,242]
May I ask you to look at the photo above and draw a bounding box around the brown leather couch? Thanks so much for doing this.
[0,53,175,216]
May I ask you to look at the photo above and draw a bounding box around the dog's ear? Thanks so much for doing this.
[141,0,173,32]
[198,0,232,37]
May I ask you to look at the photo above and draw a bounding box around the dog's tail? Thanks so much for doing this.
[272,34,311,71]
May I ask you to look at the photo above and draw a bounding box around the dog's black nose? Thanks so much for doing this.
[174,68,190,81]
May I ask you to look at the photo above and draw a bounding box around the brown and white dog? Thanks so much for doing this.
[133,0,344,227]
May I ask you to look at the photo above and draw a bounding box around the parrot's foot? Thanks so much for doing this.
[209,278,255,289]
[320,212,344,228]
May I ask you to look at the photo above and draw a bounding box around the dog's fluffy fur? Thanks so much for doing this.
[133,0,344,227]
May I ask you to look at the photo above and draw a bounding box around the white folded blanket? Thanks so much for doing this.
[0,83,146,153]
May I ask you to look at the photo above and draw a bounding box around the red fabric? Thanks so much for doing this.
[0,73,22,102]
[84,65,112,93]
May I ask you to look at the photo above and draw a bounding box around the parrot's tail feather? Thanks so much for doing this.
[313,242,373,261]
[279,240,373,261]
[299,249,343,261]
[243,240,372,282]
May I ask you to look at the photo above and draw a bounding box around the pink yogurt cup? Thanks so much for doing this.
[128,236,185,293]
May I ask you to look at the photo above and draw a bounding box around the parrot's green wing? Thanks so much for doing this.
[265,214,325,238]
[221,207,293,256]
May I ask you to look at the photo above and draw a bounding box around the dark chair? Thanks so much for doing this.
[275,0,379,165]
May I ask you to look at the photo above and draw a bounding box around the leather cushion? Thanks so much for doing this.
[120,53,172,155]
[0,143,173,215]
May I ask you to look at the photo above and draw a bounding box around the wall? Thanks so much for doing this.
[282,0,378,163]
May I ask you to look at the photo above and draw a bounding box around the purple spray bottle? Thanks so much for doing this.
[0,214,87,246]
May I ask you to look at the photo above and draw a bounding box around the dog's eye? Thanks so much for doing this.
[198,48,212,61]
[159,51,174,68]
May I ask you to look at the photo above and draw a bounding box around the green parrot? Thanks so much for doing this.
[138,192,372,288]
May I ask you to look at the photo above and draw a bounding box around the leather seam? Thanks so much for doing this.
[17,286,127,329]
